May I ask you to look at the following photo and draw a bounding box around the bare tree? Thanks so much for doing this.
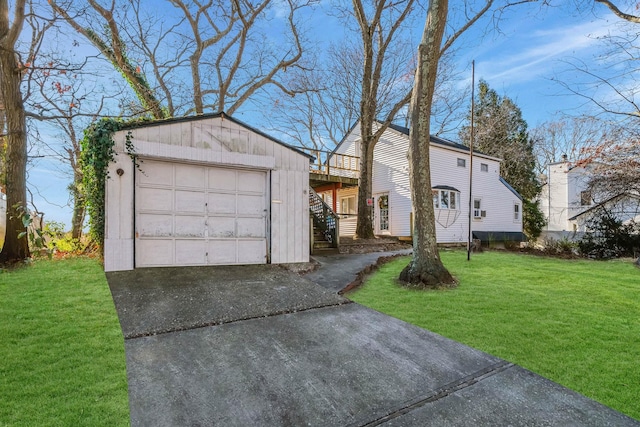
[51,0,315,118]
[348,0,418,238]
[401,0,538,287]
[400,0,455,286]
[530,116,606,175]
[50,0,167,119]
[0,0,30,262]
[28,62,120,239]
[574,124,640,199]
[545,2,640,199]
[554,2,640,120]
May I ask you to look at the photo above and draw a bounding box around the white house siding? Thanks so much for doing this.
[572,195,640,231]
[104,114,309,271]
[371,128,412,237]
[539,162,596,235]
[334,187,358,236]
[540,161,640,239]
[324,123,522,243]
[539,162,570,232]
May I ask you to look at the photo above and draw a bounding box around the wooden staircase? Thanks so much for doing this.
[309,188,340,255]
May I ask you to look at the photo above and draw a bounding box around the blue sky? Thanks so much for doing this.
[24,1,631,227]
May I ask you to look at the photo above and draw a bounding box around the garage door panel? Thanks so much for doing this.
[208,240,237,264]
[138,188,173,212]
[238,170,265,193]
[175,190,206,213]
[207,193,236,214]
[237,194,265,215]
[208,217,236,238]
[208,168,236,191]
[174,215,206,237]
[136,161,268,268]
[237,217,265,238]
[175,164,206,189]
[175,240,207,265]
[138,161,173,186]
[137,240,173,266]
[237,240,267,264]
[138,213,173,237]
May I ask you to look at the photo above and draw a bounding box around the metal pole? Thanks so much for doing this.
[467,60,475,261]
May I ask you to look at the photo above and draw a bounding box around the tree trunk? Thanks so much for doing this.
[70,181,85,240]
[0,0,30,262]
[355,134,375,238]
[399,0,455,288]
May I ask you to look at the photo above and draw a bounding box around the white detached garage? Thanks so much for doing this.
[104,113,310,271]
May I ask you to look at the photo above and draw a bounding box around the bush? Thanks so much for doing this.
[577,212,640,259]
[504,240,519,250]
[540,237,578,256]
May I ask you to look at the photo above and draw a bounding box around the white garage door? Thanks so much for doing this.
[135,159,268,267]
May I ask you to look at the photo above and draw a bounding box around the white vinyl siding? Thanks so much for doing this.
[330,123,522,243]
[340,196,356,215]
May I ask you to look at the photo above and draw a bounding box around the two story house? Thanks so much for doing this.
[314,122,524,245]
[539,158,640,240]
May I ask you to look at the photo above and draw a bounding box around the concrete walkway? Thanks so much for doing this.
[106,259,639,427]
[305,249,412,293]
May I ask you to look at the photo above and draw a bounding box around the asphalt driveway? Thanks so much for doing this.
[106,259,639,426]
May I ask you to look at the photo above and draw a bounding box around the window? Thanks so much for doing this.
[440,191,449,209]
[514,203,520,221]
[474,199,482,219]
[580,191,592,206]
[433,189,459,210]
[481,163,488,172]
[457,158,466,167]
[340,196,356,215]
[377,194,389,231]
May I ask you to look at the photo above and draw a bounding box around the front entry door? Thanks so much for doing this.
[375,193,389,234]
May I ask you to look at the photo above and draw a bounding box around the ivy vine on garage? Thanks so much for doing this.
[81,118,146,253]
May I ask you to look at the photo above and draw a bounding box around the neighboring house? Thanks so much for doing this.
[539,159,640,240]
[315,122,524,245]
[104,112,311,272]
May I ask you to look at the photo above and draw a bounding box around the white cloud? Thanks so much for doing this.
[475,16,619,85]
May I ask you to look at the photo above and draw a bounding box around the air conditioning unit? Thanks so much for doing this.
[480,210,487,218]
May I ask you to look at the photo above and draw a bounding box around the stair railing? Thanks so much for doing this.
[309,188,339,247]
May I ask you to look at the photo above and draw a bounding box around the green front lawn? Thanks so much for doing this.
[348,251,640,420]
[0,257,129,426]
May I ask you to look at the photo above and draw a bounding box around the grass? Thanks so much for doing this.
[347,250,640,421]
[0,257,129,426]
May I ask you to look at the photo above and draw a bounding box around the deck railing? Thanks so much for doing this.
[295,147,360,179]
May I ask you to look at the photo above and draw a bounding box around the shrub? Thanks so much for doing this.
[577,212,640,259]
[504,240,519,250]
[540,237,578,256]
